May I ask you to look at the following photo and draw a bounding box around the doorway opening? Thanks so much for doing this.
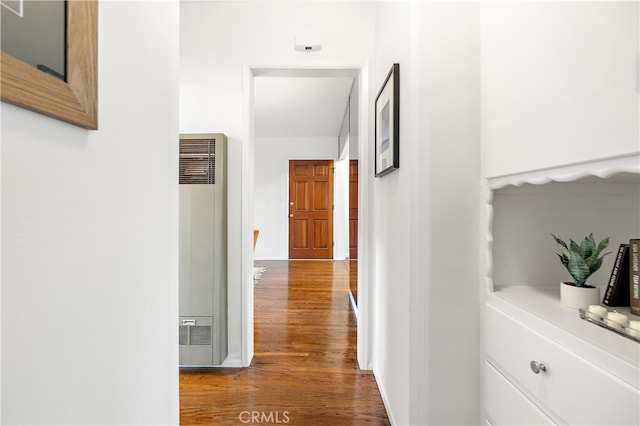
[244,66,371,369]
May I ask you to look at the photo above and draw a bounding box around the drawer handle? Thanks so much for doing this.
[530,360,547,374]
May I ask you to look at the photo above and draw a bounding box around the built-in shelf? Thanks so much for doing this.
[484,153,640,388]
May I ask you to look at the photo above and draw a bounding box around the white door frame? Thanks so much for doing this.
[241,64,372,369]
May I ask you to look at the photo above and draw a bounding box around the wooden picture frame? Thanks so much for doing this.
[1,0,98,129]
[374,63,399,177]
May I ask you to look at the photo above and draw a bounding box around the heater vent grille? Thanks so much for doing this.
[179,138,216,184]
[179,325,212,346]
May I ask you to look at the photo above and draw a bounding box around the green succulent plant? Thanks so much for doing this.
[552,233,610,287]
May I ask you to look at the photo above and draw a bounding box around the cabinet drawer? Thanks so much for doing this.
[485,361,555,425]
[486,305,640,425]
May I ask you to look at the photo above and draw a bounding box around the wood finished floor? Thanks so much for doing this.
[180,260,390,425]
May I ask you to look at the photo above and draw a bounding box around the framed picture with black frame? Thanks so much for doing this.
[374,63,399,177]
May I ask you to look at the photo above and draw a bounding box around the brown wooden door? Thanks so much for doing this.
[349,160,358,259]
[289,160,334,259]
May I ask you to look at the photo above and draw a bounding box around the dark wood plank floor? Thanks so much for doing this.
[180,260,390,425]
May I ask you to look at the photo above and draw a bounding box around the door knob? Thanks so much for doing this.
[289,214,294,218]
[530,360,547,374]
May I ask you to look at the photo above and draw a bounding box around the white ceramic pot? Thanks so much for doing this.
[560,281,600,309]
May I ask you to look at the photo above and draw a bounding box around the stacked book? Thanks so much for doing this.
[602,239,640,317]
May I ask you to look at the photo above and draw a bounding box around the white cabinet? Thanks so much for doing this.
[485,361,555,426]
[482,155,640,425]
[481,1,639,178]
[485,301,639,425]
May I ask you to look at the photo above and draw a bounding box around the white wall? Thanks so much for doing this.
[180,0,376,366]
[410,3,481,424]
[253,137,339,260]
[1,1,179,424]
[371,4,412,424]
[481,1,639,178]
[370,2,482,424]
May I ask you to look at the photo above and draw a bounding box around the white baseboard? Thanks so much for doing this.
[373,370,396,426]
[220,357,243,368]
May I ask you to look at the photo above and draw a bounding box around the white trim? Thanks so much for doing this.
[254,257,288,261]
[242,63,372,371]
[486,152,640,190]
[220,357,244,368]
[374,370,396,425]
[252,67,360,78]
[241,64,255,367]
[356,64,371,370]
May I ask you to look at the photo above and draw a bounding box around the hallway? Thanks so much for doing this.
[180,260,390,425]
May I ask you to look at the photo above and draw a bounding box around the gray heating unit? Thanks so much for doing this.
[178,133,227,366]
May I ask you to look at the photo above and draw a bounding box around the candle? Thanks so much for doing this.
[626,321,640,338]
[606,311,629,330]
[587,305,607,320]
[607,311,629,325]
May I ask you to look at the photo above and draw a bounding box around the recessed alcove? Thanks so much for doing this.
[490,171,640,292]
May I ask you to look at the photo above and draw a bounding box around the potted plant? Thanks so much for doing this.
[552,233,610,309]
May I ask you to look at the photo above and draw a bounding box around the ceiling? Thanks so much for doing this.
[254,76,354,139]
